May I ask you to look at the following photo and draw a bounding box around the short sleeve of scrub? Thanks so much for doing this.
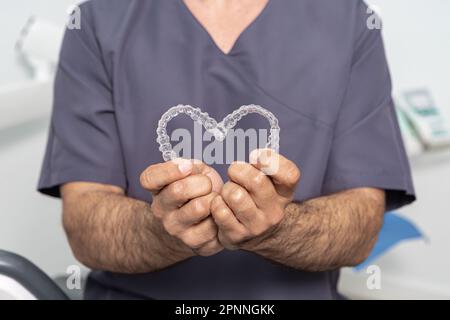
[38,3,126,197]
[322,5,415,210]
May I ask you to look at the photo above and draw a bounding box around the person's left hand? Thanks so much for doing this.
[210,149,301,250]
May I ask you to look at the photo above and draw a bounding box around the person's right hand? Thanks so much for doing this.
[140,159,224,257]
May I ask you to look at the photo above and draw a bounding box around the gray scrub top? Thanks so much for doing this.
[38,0,415,299]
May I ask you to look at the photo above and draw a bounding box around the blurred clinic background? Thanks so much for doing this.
[0,0,449,299]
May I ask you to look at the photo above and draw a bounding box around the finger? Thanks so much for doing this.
[211,194,246,234]
[217,230,240,250]
[221,182,262,230]
[159,174,212,209]
[227,161,277,209]
[191,160,224,193]
[194,238,224,256]
[177,192,217,226]
[182,217,218,249]
[162,193,213,236]
[140,158,193,193]
[249,149,301,198]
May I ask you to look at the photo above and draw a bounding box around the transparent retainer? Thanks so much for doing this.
[156,104,280,161]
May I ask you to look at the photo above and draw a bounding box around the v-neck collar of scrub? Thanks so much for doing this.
[177,0,274,57]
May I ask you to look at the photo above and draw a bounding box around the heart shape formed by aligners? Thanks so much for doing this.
[156,104,280,161]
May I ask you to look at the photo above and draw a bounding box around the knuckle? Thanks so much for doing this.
[139,169,153,189]
[198,175,213,193]
[167,180,185,200]
[183,232,203,249]
[143,164,164,187]
[192,198,209,216]
[139,171,147,188]
[229,187,245,206]
[251,173,265,187]
[150,201,164,219]
[162,219,178,237]
[215,206,229,221]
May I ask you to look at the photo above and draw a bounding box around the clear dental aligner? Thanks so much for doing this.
[156,104,280,161]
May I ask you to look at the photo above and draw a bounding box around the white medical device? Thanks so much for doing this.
[395,107,424,157]
[396,89,450,149]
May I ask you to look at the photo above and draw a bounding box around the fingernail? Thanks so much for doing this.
[178,159,193,174]
[249,149,259,164]
[261,153,270,166]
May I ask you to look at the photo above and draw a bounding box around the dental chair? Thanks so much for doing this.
[0,250,69,300]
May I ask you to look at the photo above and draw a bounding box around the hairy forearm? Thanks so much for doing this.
[248,188,385,271]
[62,190,193,274]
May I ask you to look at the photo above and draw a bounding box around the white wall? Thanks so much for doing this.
[367,0,450,113]
[0,119,79,276]
[0,0,79,277]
